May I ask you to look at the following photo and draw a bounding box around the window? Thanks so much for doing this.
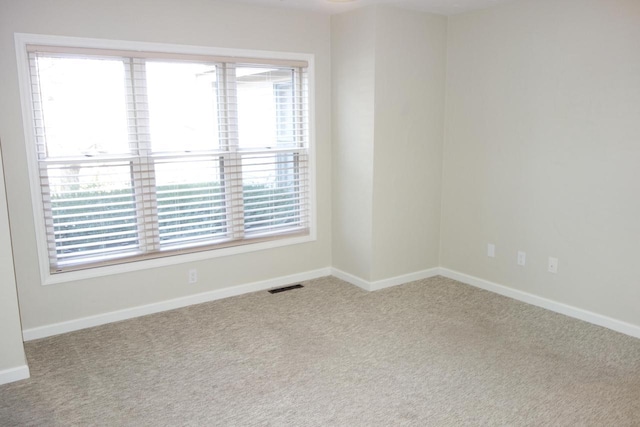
[17,35,314,279]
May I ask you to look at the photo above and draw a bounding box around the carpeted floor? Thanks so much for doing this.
[1,276,640,426]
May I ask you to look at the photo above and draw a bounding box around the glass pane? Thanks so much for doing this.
[237,67,297,149]
[37,56,129,157]
[48,162,138,264]
[156,158,228,247]
[242,152,303,233]
[146,61,220,153]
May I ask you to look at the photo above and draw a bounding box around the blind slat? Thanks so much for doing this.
[56,236,139,252]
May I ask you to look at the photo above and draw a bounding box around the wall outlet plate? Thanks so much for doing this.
[188,269,198,284]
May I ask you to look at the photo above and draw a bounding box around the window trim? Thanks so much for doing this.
[15,33,317,286]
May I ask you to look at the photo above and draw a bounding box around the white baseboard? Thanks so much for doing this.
[21,265,640,343]
[439,268,640,340]
[23,267,332,341]
[330,268,371,291]
[0,365,30,385]
[331,267,440,292]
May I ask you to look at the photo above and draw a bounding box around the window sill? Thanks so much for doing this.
[42,233,315,285]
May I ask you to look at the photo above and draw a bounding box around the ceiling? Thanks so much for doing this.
[223,0,520,16]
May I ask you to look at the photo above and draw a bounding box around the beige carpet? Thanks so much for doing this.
[1,276,639,426]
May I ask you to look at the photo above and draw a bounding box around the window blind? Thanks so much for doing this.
[27,45,310,272]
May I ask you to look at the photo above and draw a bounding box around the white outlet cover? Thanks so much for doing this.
[548,257,558,273]
[488,243,496,258]
[188,269,198,283]
[517,251,526,266]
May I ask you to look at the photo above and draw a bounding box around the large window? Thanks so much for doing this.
[18,36,313,277]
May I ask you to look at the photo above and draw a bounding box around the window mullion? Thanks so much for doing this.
[294,68,309,228]
[218,63,245,240]
[126,58,160,253]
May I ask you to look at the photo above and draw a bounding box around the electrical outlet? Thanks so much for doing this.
[517,251,526,266]
[188,269,198,284]
[548,257,558,274]
[487,243,496,258]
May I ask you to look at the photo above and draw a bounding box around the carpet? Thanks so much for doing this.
[1,276,639,426]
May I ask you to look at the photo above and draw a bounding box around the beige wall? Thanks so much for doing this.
[0,147,27,374]
[371,6,446,280]
[2,0,639,346]
[332,6,446,282]
[0,0,332,330]
[441,0,640,325]
[331,7,377,280]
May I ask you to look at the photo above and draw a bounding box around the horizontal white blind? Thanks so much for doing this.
[242,152,309,234]
[27,46,311,273]
[155,157,230,247]
[43,161,141,269]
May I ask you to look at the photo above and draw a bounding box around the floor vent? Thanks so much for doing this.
[268,284,304,294]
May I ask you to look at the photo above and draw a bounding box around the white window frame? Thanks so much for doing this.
[15,33,317,285]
